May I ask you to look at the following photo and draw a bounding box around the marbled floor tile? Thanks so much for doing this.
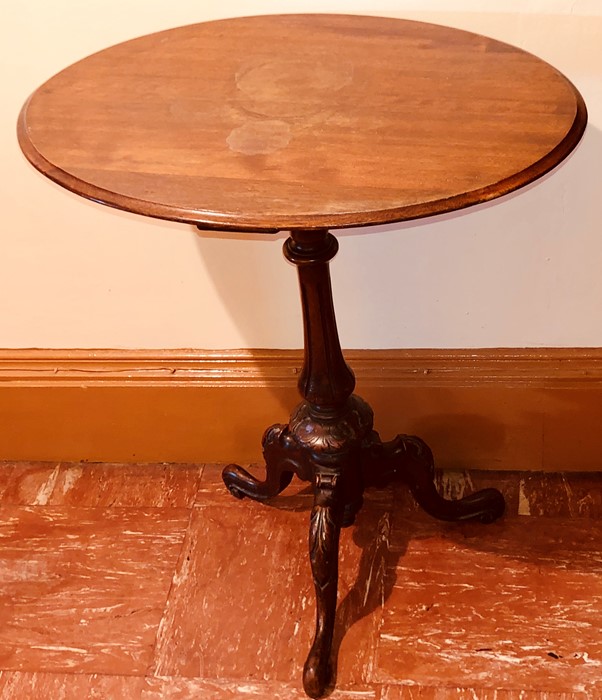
[0,461,204,507]
[331,502,393,686]
[375,516,602,693]
[151,501,314,682]
[0,671,145,700]
[0,464,15,501]
[518,472,602,519]
[434,471,521,518]
[152,489,394,687]
[441,470,602,520]
[193,462,395,686]
[377,686,590,699]
[0,506,190,673]
[143,676,378,699]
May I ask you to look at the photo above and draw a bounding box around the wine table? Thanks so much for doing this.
[18,14,587,697]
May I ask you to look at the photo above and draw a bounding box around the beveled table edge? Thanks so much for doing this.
[16,16,588,235]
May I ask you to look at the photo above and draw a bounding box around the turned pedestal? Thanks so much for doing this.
[222,230,505,697]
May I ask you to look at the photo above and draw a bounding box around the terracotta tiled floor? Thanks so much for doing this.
[0,462,600,699]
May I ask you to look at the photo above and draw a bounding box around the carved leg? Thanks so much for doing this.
[363,434,505,524]
[221,229,506,698]
[222,424,298,501]
[303,469,343,699]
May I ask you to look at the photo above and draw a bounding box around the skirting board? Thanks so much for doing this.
[1,348,602,470]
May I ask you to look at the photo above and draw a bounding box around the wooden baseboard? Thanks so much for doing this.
[1,348,602,470]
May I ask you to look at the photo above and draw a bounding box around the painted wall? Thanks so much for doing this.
[2,0,600,349]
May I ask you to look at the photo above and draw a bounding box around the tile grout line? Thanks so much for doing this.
[144,462,207,680]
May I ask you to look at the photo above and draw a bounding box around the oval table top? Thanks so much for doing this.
[18,14,587,233]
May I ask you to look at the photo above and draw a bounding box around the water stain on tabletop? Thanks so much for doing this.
[234,59,354,119]
[226,119,291,156]
[227,58,354,155]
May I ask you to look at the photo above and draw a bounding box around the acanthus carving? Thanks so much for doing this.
[289,395,374,455]
[308,505,337,590]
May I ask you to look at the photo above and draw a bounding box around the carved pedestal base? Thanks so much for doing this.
[223,228,505,698]
[222,394,505,698]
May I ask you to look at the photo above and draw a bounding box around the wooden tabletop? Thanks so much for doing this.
[18,14,587,233]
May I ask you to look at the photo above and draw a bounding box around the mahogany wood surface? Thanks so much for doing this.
[18,14,586,233]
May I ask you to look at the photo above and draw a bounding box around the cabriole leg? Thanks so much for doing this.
[303,469,343,698]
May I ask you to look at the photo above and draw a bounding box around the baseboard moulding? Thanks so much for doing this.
[1,348,601,470]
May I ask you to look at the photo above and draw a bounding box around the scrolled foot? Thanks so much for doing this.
[399,437,505,522]
[222,470,247,500]
[222,423,297,502]
[363,433,505,524]
[450,487,505,523]
[222,462,292,501]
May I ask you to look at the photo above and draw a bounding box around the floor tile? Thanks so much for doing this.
[332,503,392,686]
[0,462,204,508]
[143,676,377,699]
[1,461,600,698]
[152,491,393,687]
[0,465,15,502]
[151,500,316,681]
[375,516,602,693]
[518,472,602,518]
[0,506,190,674]
[0,671,145,700]
[377,686,590,699]
[393,469,602,520]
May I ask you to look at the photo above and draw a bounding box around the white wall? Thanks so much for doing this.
[2,0,601,349]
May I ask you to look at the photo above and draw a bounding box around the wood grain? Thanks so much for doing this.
[18,14,586,232]
[4,348,602,469]
[6,347,602,388]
